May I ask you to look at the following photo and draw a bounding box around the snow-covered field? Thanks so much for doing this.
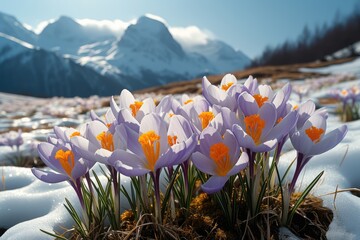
[1,58,360,239]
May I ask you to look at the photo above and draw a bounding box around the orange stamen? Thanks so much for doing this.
[129,101,143,117]
[293,105,299,110]
[244,114,265,145]
[96,131,114,151]
[276,117,283,124]
[70,131,80,138]
[221,82,234,91]
[184,99,193,105]
[209,142,231,176]
[305,126,324,143]
[167,135,178,146]
[198,111,215,130]
[341,90,348,96]
[55,149,75,176]
[138,131,161,171]
[253,94,269,107]
[169,113,175,118]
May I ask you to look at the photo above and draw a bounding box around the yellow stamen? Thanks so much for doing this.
[184,99,193,105]
[209,142,231,176]
[70,131,80,138]
[305,126,324,143]
[96,131,114,151]
[244,114,265,145]
[169,113,175,118]
[221,82,234,91]
[341,90,348,96]
[198,111,215,130]
[138,131,161,171]
[129,101,143,117]
[55,149,75,176]
[253,94,268,107]
[167,135,178,146]
[293,105,298,110]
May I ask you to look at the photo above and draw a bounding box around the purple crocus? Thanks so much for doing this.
[110,89,156,123]
[108,113,197,176]
[289,112,347,192]
[192,126,248,194]
[32,131,92,211]
[0,129,24,149]
[108,113,197,223]
[233,92,298,153]
[202,74,243,111]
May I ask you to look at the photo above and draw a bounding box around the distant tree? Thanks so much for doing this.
[251,6,360,67]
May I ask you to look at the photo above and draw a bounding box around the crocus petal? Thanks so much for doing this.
[308,125,348,156]
[119,89,135,109]
[266,110,298,141]
[137,98,156,121]
[71,136,99,162]
[232,124,257,150]
[227,152,249,176]
[168,133,197,166]
[85,121,107,148]
[258,102,277,138]
[31,168,69,183]
[290,131,313,155]
[191,152,217,175]
[223,130,240,164]
[71,158,89,180]
[140,113,168,155]
[122,124,144,157]
[117,108,140,132]
[201,176,229,194]
[199,127,223,156]
[221,107,239,130]
[156,95,173,117]
[238,92,259,116]
[168,115,193,142]
[113,124,127,150]
[38,143,66,174]
[109,150,150,176]
[110,96,120,117]
[94,148,112,164]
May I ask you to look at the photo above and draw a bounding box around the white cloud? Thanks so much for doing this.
[143,13,168,26]
[76,18,130,38]
[169,26,214,49]
[34,19,55,34]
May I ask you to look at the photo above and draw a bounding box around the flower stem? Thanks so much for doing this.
[151,170,162,224]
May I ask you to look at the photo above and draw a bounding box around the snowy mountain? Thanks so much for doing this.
[184,39,251,73]
[38,16,117,55]
[0,11,37,45]
[0,12,252,97]
[0,34,125,97]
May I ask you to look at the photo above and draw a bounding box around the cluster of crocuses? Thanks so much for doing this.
[32,74,347,236]
[330,85,360,122]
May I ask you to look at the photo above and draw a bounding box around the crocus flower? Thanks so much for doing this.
[192,127,248,193]
[32,142,89,184]
[0,130,24,149]
[110,89,155,123]
[176,97,223,135]
[108,113,197,176]
[202,74,243,111]
[71,120,127,164]
[289,112,347,192]
[233,92,298,153]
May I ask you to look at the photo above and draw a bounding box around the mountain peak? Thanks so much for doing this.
[0,11,37,44]
[133,15,168,34]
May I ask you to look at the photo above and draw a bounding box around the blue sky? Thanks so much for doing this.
[1,0,358,58]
